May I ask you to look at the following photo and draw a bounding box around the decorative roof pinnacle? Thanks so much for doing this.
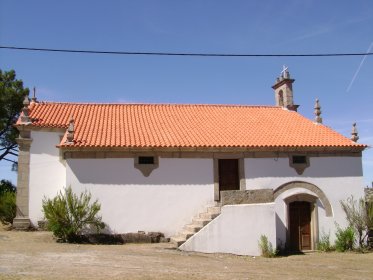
[23,95,30,107]
[20,95,31,124]
[31,87,37,103]
[351,123,359,142]
[314,98,322,124]
[66,116,75,144]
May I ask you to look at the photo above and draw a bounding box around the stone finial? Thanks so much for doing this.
[66,116,75,143]
[31,87,37,103]
[351,123,359,142]
[314,98,322,124]
[20,95,31,123]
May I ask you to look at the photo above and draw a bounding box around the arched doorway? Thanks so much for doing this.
[274,181,333,217]
[274,181,333,251]
[289,201,312,251]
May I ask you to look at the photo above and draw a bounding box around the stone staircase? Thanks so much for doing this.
[171,204,221,247]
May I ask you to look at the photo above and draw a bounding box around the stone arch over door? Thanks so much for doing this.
[274,181,333,217]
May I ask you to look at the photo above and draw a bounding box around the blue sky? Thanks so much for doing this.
[0,0,372,186]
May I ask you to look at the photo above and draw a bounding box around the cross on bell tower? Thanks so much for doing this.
[272,66,299,111]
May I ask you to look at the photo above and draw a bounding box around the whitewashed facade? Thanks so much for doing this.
[24,129,365,255]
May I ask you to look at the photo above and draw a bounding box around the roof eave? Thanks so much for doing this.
[57,145,366,153]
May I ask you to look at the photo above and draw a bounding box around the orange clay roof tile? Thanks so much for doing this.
[16,102,366,151]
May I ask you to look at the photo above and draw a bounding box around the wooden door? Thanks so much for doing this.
[218,159,239,192]
[289,201,311,251]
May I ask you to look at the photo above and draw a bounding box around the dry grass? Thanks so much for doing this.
[0,224,372,280]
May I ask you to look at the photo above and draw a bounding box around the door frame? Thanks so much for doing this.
[213,157,246,201]
[288,201,311,251]
[285,194,319,251]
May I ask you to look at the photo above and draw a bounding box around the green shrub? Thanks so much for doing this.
[317,231,334,252]
[0,191,16,224]
[0,180,16,196]
[340,196,373,248]
[42,186,105,242]
[258,235,278,257]
[335,225,355,252]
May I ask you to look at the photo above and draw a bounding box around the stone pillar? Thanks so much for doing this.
[13,130,32,229]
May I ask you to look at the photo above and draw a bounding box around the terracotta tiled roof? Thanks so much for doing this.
[17,102,366,151]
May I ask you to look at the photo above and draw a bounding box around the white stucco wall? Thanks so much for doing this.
[180,203,276,256]
[244,156,365,244]
[66,158,214,236]
[29,131,66,226]
[27,140,365,250]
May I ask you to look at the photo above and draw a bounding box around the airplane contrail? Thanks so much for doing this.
[346,41,373,92]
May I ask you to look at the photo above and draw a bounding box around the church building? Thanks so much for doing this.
[13,69,366,256]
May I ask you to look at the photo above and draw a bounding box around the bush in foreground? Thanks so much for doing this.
[0,180,16,224]
[317,231,334,252]
[258,235,278,257]
[42,186,105,242]
[335,225,355,252]
[0,191,16,224]
[340,195,373,249]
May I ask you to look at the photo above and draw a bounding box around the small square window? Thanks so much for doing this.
[138,156,155,165]
[292,155,307,164]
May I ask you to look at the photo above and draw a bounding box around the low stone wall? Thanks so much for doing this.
[35,223,169,244]
[220,190,274,206]
[61,232,168,244]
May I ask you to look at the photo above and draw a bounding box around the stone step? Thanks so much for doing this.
[199,212,219,220]
[207,206,221,215]
[184,224,203,233]
[170,237,186,247]
[177,230,195,240]
[171,204,222,248]
[192,218,211,227]
[214,201,222,207]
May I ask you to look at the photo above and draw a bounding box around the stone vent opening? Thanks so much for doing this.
[292,155,307,164]
[138,156,155,165]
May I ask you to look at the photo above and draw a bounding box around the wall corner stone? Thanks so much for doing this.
[13,132,33,229]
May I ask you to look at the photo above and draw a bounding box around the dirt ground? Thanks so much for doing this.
[0,224,372,280]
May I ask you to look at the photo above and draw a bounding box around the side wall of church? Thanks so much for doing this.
[66,157,215,236]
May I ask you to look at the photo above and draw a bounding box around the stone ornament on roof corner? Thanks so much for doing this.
[65,116,75,144]
[314,98,322,124]
[20,95,32,124]
[351,123,359,142]
[31,86,38,103]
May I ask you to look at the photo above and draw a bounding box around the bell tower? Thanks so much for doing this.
[272,66,299,111]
